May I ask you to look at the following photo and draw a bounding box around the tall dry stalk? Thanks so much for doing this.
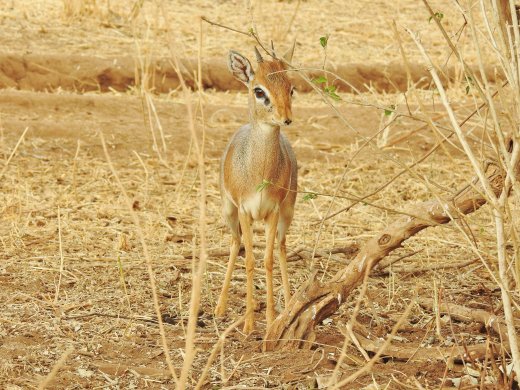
[413,0,520,380]
[101,133,180,385]
[132,23,170,166]
[161,9,209,387]
[37,346,74,389]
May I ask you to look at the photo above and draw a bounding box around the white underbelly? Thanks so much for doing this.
[240,192,278,221]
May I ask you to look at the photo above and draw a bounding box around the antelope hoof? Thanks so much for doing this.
[242,318,254,334]
[214,302,227,317]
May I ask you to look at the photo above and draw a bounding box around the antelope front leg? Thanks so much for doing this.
[214,234,241,317]
[238,212,255,334]
[264,211,279,327]
[278,235,291,306]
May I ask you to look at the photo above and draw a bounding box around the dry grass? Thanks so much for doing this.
[0,96,508,386]
[0,0,498,65]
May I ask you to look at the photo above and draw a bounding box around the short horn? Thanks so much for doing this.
[270,40,277,58]
[283,39,296,63]
[254,46,263,63]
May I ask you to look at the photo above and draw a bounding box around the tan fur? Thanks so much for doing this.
[253,61,293,124]
[215,50,297,334]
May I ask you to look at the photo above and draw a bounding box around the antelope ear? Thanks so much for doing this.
[228,51,254,84]
[282,40,296,63]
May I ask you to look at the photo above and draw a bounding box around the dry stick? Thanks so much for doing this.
[146,93,168,156]
[422,0,485,102]
[353,332,505,363]
[281,0,301,42]
[409,30,498,199]
[71,140,81,200]
[53,207,64,304]
[377,257,479,276]
[394,18,463,162]
[469,2,515,181]
[492,1,520,335]
[416,297,512,344]
[375,249,424,272]
[37,346,74,389]
[134,40,161,161]
[494,206,520,378]
[164,14,209,388]
[327,267,372,385]
[100,134,179,384]
[0,126,29,182]
[330,301,414,388]
[263,155,516,351]
[194,315,245,390]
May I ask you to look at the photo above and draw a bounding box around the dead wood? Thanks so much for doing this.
[286,246,356,265]
[354,333,507,363]
[93,362,171,378]
[375,257,479,276]
[264,156,515,351]
[417,297,514,344]
[375,249,424,272]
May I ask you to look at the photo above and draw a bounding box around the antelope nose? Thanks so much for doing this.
[284,119,292,125]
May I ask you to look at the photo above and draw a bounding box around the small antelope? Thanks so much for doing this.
[214,45,297,334]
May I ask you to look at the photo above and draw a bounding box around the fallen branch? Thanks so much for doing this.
[375,257,479,276]
[375,249,424,272]
[264,152,516,351]
[354,333,507,363]
[417,297,514,344]
[287,246,358,265]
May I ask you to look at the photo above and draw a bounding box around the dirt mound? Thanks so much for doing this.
[0,53,502,94]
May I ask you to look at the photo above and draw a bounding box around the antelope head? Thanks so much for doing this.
[228,43,296,127]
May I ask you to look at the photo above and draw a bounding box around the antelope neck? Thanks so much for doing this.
[252,121,280,134]
[249,122,282,152]
[245,122,284,178]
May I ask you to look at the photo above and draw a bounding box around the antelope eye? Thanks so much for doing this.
[290,88,295,96]
[254,88,265,99]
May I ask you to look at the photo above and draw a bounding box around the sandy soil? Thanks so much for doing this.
[0,0,518,389]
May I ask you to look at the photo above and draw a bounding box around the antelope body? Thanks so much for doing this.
[214,46,297,333]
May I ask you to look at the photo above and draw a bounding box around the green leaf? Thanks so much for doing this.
[465,85,470,95]
[384,104,396,116]
[324,85,336,93]
[428,12,444,23]
[313,76,327,84]
[256,179,271,192]
[324,85,340,101]
[319,35,329,48]
[328,91,341,101]
[303,192,318,201]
